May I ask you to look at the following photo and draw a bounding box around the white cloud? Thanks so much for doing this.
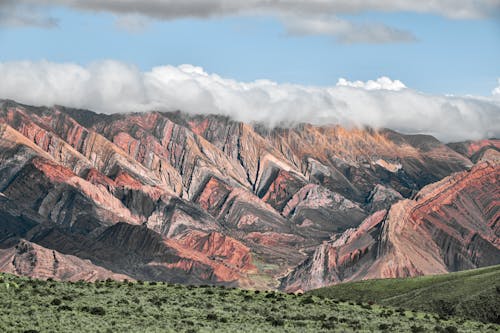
[283,15,416,43]
[336,77,407,91]
[0,60,499,142]
[493,79,500,96]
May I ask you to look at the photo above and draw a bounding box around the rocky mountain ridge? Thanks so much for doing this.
[0,99,498,288]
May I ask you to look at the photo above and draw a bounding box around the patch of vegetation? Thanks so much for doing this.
[0,273,497,332]
[309,264,500,324]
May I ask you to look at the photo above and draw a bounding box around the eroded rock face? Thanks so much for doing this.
[280,162,500,292]
[0,240,131,282]
[0,99,497,289]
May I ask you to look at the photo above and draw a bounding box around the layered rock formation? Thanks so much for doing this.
[0,99,497,289]
[0,239,131,282]
[280,161,500,292]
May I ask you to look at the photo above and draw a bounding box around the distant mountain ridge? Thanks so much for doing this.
[0,99,498,289]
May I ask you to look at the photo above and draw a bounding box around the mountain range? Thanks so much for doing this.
[0,99,498,290]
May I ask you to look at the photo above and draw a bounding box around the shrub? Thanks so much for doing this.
[379,323,390,330]
[266,316,284,327]
[410,325,425,333]
[300,296,315,305]
[360,303,372,310]
[89,306,106,316]
[50,298,62,306]
[206,313,217,321]
[321,320,336,329]
[57,305,73,311]
[435,300,455,316]
[444,326,458,333]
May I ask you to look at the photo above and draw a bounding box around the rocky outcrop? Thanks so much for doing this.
[448,139,500,163]
[0,239,131,282]
[281,162,500,292]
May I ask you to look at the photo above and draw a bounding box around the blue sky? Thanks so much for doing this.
[0,3,499,96]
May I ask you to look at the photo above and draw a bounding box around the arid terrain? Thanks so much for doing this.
[0,99,499,290]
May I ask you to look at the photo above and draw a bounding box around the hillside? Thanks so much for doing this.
[1,273,498,333]
[309,265,500,324]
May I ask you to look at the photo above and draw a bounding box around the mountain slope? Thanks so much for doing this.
[280,160,500,291]
[0,99,498,289]
[309,265,500,323]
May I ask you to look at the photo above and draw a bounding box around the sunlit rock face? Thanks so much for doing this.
[0,99,498,289]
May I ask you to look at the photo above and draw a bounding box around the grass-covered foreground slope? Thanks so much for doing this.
[309,265,500,324]
[1,274,499,333]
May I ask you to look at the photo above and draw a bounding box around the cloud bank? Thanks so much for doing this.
[2,1,499,43]
[0,60,499,142]
[15,0,499,20]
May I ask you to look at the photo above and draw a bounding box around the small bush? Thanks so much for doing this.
[50,298,62,306]
[206,313,217,321]
[321,320,336,329]
[410,325,425,333]
[57,305,73,311]
[300,296,315,305]
[444,326,458,333]
[266,316,284,327]
[379,323,390,330]
[360,303,372,310]
[89,306,106,316]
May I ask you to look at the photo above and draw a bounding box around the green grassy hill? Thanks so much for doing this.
[309,265,500,324]
[1,273,499,332]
